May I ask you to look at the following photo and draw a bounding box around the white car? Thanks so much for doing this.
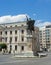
[38,51,48,57]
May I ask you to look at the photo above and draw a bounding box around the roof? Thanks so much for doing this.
[0,21,27,25]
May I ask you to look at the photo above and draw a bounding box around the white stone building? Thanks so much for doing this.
[0,21,40,54]
[39,25,51,51]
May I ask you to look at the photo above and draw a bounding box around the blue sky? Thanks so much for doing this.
[0,0,51,27]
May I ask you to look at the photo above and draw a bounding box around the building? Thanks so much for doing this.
[0,21,39,54]
[39,25,51,51]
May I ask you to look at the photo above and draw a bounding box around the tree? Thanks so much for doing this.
[0,43,7,51]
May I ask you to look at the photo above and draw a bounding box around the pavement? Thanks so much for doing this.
[0,52,51,65]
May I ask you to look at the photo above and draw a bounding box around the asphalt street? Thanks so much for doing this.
[0,52,51,65]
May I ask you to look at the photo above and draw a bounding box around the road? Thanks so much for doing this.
[0,52,51,65]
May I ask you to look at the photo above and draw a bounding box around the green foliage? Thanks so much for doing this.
[27,19,35,32]
[0,43,7,49]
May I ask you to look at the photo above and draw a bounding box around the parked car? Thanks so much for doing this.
[37,51,48,57]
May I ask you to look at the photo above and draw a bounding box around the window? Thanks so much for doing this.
[10,31,12,35]
[0,31,2,35]
[5,26,7,28]
[21,46,24,51]
[15,25,17,27]
[10,37,12,42]
[46,34,50,37]
[10,45,12,50]
[15,30,17,34]
[46,25,51,28]
[21,30,24,34]
[15,45,17,50]
[10,26,12,27]
[21,37,24,42]
[5,37,7,42]
[45,29,50,34]
[15,37,17,42]
[21,24,24,26]
[5,31,7,35]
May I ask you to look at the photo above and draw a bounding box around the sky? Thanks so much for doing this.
[0,0,51,27]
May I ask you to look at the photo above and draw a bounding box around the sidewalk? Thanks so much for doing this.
[13,53,37,58]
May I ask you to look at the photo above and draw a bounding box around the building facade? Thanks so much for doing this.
[0,21,39,54]
[39,25,51,51]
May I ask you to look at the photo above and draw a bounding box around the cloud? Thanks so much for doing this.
[0,14,51,28]
[0,14,30,24]
[35,20,51,27]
